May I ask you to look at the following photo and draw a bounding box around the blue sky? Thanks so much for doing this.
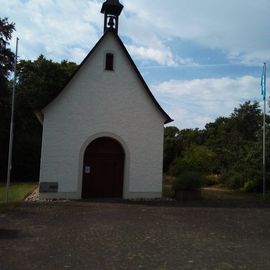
[1,0,269,129]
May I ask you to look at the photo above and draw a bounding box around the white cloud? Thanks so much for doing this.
[126,44,198,67]
[1,0,102,63]
[122,0,270,65]
[152,76,262,129]
[2,0,269,66]
[69,48,88,63]
[126,45,177,66]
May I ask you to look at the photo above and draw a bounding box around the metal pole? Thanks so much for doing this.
[5,37,19,203]
[263,63,266,199]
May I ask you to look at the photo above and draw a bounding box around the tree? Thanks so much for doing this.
[231,101,261,140]
[164,128,205,172]
[204,102,262,174]
[164,100,269,191]
[163,126,180,173]
[0,17,15,181]
[16,55,77,110]
[0,17,15,80]
[178,128,205,148]
[170,144,216,176]
[9,56,78,181]
[0,49,78,181]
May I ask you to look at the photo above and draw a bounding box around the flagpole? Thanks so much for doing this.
[5,37,19,203]
[263,63,266,199]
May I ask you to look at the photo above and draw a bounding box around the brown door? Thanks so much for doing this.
[82,137,125,198]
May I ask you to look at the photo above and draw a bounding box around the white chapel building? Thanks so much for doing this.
[38,0,173,199]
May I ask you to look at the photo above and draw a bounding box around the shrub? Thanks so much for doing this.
[173,171,202,191]
[243,180,257,192]
[226,171,245,189]
[169,144,216,176]
[163,175,176,186]
[202,174,220,186]
[163,175,175,198]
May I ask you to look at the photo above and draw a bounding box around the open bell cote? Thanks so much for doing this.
[101,0,124,34]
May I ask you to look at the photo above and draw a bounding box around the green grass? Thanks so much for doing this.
[201,187,270,202]
[163,176,270,202]
[0,182,37,207]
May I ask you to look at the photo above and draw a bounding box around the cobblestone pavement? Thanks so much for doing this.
[0,200,270,270]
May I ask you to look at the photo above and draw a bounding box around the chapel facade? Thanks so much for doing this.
[39,0,172,199]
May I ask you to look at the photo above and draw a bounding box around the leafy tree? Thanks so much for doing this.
[164,100,270,192]
[0,53,78,181]
[231,101,261,140]
[10,56,77,181]
[0,17,15,81]
[170,144,216,176]
[178,128,205,147]
[0,17,15,181]
[163,127,205,173]
[163,126,180,173]
[204,102,262,174]
[16,55,77,109]
[204,117,232,171]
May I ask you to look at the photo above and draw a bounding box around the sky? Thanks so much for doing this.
[1,0,270,129]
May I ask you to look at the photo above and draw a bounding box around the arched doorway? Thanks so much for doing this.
[82,137,125,198]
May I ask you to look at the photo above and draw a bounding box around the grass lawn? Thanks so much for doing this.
[163,183,270,202]
[201,186,270,202]
[0,182,37,211]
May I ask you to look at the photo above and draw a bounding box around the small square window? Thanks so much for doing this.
[105,53,114,71]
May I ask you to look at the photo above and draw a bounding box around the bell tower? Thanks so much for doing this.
[101,0,124,34]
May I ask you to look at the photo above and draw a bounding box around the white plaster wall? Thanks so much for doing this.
[39,32,166,199]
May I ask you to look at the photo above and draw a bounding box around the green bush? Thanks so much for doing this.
[243,180,257,192]
[169,144,216,176]
[173,171,202,191]
[202,174,220,186]
[163,175,176,186]
[226,171,245,189]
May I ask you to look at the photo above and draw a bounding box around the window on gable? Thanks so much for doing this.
[105,53,114,71]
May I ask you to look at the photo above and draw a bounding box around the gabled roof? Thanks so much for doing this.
[43,30,173,124]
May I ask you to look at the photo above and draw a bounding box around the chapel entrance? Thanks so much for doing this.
[82,137,125,198]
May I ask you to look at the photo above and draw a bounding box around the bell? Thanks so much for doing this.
[108,16,115,28]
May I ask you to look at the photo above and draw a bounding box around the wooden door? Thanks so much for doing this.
[82,137,125,198]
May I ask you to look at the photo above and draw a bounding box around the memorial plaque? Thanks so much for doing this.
[39,182,58,193]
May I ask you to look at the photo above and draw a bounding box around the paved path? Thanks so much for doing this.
[0,200,270,270]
